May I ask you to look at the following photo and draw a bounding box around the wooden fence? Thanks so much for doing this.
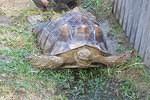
[113,0,150,66]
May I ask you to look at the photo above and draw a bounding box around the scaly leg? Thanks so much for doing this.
[92,51,134,66]
[28,46,94,69]
[28,46,134,69]
[27,55,64,69]
[27,50,76,69]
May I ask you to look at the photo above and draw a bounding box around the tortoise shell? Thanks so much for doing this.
[34,7,108,55]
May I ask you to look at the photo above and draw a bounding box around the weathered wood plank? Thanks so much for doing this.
[122,0,129,31]
[144,47,150,67]
[113,0,117,14]
[144,21,150,66]
[129,0,143,44]
[144,6,150,60]
[116,0,122,20]
[134,0,148,51]
[119,0,125,25]
[126,0,134,37]
[124,0,133,35]
[113,0,150,67]
[139,0,150,57]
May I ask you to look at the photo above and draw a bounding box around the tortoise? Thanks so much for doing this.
[28,7,133,69]
[32,0,80,11]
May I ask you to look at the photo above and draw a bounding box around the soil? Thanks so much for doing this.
[0,0,35,16]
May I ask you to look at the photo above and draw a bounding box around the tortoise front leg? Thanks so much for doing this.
[27,55,64,69]
[28,51,76,69]
[28,47,92,69]
[92,51,134,66]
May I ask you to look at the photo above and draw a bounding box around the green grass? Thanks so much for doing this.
[0,0,150,99]
[81,0,112,18]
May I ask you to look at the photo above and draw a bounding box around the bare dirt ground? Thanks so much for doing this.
[0,0,35,16]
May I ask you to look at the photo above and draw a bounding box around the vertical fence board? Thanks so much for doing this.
[130,0,143,44]
[129,0,140,44]
[144,11,150,59]
[144,19,150,65]
[113,0,118,14]
[113,0,150,67]
[119,0,125,25]
[139,0,150,57]
[126,0,134,37]
[134,0,147,51]
[116,0,122,19]
[144,47,150,66]
[122,0,129,31]
[124,0,132,36]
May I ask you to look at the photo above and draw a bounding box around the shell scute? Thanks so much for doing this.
[35,8,108,55]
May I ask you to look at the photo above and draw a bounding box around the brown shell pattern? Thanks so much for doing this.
[34,8,108,55]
